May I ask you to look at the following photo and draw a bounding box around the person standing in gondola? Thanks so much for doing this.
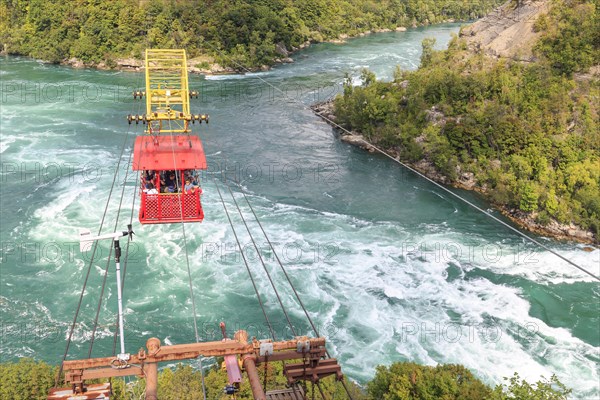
[163,172,177,193]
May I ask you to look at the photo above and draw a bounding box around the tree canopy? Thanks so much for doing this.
[0,0,503,68]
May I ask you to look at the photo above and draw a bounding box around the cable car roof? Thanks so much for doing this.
[133,135,207,171]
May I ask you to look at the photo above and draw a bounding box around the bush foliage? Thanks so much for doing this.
[367,363,572,400]
[0,359,572,399]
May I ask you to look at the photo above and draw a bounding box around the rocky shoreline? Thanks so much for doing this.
[312,99,597,245]
[58,40,304,74]
[1,41,303,75]
[61,55,243,75]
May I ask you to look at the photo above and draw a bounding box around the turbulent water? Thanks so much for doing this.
[1,24,599,397]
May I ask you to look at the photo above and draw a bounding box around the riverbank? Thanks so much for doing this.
[19,29,382,75]
[312,99,597,244]
[2,22,462,76]
[55,48,298,75]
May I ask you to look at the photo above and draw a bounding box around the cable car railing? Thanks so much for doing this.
[139,191,203,223]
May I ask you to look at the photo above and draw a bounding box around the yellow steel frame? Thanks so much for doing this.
[144,49,191,134]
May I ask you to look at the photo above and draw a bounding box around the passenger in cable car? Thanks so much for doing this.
[141,170,155,190]
[144,170,155,182]
[183,179,193,194]
[143,182,159,194]
[186,169,202,186]
[184,179,196,194]
[162,172,177,193]
[183,170,194,185]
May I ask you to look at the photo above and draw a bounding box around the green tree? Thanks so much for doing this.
[0,359,56,400]
[518,182,539,212]
[535,0,598,75]
[490,373,571,399]
[367,362,492,400]
[420,37,436,67]
[361,68,377,87]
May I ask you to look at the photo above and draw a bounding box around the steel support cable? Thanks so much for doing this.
[239,190,320,336]
[110,23,154,389]
[196,37,595,281]
[56,88,142,386]
[90,59,146,351]
[357,140,600,281]
[166,120,203,343]
[316,382,328,400]
[107,21,149,380]
[239,190,354,400]
[317,104,599,280]
[89,99,143,357]
[226,185,298,337]
[110,122,142,357]
[88,244,114,358]
[227,183,297,391]
[179,204,208,400]
[177,28,352,396]
[167,119,207,400]
[214,180,277,340]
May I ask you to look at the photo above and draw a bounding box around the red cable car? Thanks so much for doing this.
[130,49,209,225]
[133,135,207,224]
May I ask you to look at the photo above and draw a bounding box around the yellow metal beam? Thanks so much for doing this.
[144,49,191,134]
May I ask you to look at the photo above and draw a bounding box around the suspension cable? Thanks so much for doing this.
[108,13,150,364]
[226,182,297,390]
[226,185,297,337]
[179,203,208,400]
[238,188,354,400]
[89,120,140,357]
[214,179,276,340]
[167,119,207,400]
[182,23,356,398]
[88,245,113,357]
[358,139,600,281]
[239,190,319,336]
[166,121,202,343]
[323,102,598,280]
[56,97,141,386]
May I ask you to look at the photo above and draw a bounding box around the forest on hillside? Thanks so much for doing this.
[334,0,600,239]
[0,0,503,68]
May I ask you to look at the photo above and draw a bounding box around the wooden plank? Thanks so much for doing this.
[80,366,144,380]
[48,383,111,400]
[266,386,304,400]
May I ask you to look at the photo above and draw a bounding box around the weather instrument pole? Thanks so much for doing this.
[79,224,135,363]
